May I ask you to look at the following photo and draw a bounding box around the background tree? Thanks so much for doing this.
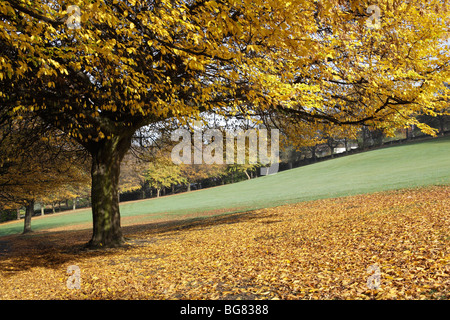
[145,152,184,197]
[0,115,90,232]
[119,152,149,199]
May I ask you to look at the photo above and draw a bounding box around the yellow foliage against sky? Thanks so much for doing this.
[0,0,448,141]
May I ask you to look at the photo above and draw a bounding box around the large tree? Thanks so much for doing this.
[0,0,448,247]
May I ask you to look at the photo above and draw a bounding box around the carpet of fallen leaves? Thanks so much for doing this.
[0,186,449,300]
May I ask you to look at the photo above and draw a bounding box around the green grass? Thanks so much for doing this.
[1,136,449,237]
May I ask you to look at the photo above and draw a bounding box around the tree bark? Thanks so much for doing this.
[311,146,317,162]
[87,135,132,248]
[23,200,34,234]
[439,116,445,136]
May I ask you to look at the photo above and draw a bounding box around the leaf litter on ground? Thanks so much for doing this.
[0,186,449,300]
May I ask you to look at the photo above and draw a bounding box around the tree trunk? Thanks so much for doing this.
[405,127,411,140]
[311,146,317,162]
[16,207,20,220]
[73,197,77,210]
[439,116,445,136]
[87,135,131,248]
[41,203,45,216]
[23,200,34,234]
[156,188,160,198]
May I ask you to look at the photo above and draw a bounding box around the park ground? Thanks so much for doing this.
[0,185,449,300]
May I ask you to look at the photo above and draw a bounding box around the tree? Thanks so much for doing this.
[179,162,227,190]
[145,152,184,197]
[0,116,90,233]
[1,0,448,247]
[119,152,149,199]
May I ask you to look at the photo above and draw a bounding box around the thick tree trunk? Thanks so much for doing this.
[87,136,131,248]
[23,200,34,234]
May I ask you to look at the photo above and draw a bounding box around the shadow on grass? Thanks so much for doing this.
[0,209,266,274]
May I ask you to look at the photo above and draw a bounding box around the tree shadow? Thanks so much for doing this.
[122,209,263,235]
[0,209,267,274]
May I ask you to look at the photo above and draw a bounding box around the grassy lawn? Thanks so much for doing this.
[1,135,449,236]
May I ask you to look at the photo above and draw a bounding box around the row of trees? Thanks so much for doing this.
[119,151,261,201]
[120,112,450,203]
[118,125,267,201]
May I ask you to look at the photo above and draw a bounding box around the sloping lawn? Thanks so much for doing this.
[1,136,449,236]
